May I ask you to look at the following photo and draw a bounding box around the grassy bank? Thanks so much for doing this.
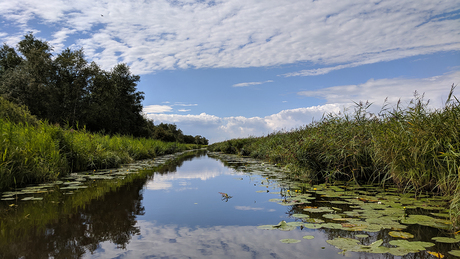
[0,97,203,191]
[208,86,460,225]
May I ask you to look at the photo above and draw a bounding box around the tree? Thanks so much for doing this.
[0,44,22,78]
[0,33,54,119]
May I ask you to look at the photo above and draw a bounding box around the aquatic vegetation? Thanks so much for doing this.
[280,238,301,243]
[208,86,460,225]
[210,152,460,257]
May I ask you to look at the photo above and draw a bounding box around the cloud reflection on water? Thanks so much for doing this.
[86,220,346,259]
[145,156,243,191]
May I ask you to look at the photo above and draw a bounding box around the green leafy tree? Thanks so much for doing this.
[50,48,91,126]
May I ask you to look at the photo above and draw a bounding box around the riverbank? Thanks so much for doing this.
[208,86,460,226]
[0,97,204,191]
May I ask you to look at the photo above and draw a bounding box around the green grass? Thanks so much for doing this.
[0,97,203,191]
[208,85,460,226]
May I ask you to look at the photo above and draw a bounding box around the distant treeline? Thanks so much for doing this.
[0,33,208,145]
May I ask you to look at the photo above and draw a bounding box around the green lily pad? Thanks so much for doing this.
[303,223,323,229]
[448,250,460,257]
[431,237,460,243]
[280,238,301,244]
[323,213,342,219]
[389,240,434,251]
[257,225,275,230]
[273,221,296,231]
[388,231,414,239]
[303,206,334,213]
[292,213,309,219]
[322,223,344,229]
[303,235,314,240]
[326,237,361,250]
[356,234,369,238]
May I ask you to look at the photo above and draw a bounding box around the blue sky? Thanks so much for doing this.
[1,0,459,143]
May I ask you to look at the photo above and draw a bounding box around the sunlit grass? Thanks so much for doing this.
[0,97,203,190]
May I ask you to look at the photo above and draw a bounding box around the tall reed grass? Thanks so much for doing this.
[208,85,460,226]
[0,97,202,191]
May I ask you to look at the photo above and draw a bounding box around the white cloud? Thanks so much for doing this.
[174,103,198,107]
[147,104,340,143]
[297,70,460,110]
[232,80,273,87]
[1,0,458,74]
[178,109,191,112]
[147,71,459,143]
[85,221,337,259]
[144,104,173,113]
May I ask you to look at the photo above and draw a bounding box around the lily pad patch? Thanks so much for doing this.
[280,238,301,244]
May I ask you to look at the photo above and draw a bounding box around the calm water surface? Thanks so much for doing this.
[0,151,457,258]
[85,153,345,259]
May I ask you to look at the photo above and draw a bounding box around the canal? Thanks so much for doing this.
[0,150,458,258]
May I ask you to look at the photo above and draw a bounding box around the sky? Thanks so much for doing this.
[1,0,459,143]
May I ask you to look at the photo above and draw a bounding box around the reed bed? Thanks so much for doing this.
[208,86,460,226]
[0,97,202,190]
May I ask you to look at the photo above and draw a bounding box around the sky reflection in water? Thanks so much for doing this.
[86,154,346,259]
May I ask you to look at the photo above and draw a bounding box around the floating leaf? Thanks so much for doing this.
[273,221,296,231]
[280,239,301,244]
[388,231,414,239]
[389,240,434,252]
[303,223,323,229]
[431,237,460,243]
[257,225,275,230]
[303,206,334,213]
[448,250,460,257]
[303,235,314,240]
[355,234,369,238]
[292,213,309,219]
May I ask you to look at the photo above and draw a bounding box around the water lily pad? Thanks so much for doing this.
[303,223,323,229]
[60,185,88,190]
[448,250,460,257]
[280,239,301,244]
[303,218,324,223]
[388,231,414,239]
[355,234,369,238]
[323,213,342,219]
[326,237,360,251]
[431,237,460,243]
[389,240,434,251]
[273,221,296,231]
[292,213,309,219]
[257,225,275,230]
[303,206,334,213]
[303,235,315,239]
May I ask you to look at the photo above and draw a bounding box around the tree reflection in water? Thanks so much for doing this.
[0,151,206,259]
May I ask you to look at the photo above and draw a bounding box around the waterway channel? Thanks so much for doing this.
[1,150,459,258]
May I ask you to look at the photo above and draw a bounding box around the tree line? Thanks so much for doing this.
[0,33,208,145]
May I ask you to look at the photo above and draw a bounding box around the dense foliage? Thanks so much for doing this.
[0,96,203,190]
[0,33,208,145]
[208,86,460,225]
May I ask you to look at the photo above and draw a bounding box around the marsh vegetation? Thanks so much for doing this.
[208,86,460,226]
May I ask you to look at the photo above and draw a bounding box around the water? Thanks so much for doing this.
[0,151,458,258]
